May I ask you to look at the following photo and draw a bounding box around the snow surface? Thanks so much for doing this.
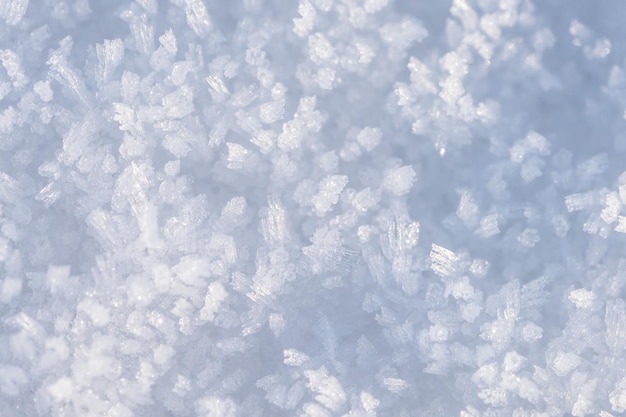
[1,0,626,416]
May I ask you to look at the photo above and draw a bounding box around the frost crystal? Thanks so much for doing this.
[0,0,29,26]
[311,175,348,216]
[430,244,459,277]
[382,165,416,196]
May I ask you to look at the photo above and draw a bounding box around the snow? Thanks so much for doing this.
[2,0,626,416]
[0,0,28,26]
[430,244,459,277]
[311,175,349,216]
[382,165,416,196]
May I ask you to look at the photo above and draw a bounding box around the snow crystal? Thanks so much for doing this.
[153,344,176,366]
[577,153,609,179]
[380,17,428,60]
[47,377,74,403]
[0,0,28,26]
[120,9,155,56]
[605,299,626,355]
[199,281,229,322]
[305,367,347,411]
[77,298,111,327]
[550,351,582,376]
[206,74,230,103]
[294,0,316,38]
[33,80,53,102]
[565,192,594,212]
[284,349,310,366]
[311,175,348,216]
[259,99,285,124]
[339,141,361,161]
[568,288,596,309]
[457,190,479,227]
[308,33,336,65]
[517,227,539,247]
[46,265,71,296]
[430,244,459,277]
[502,351,526,373]
[182,0,211,37]
[510,131,550,163]
[382,377,410,393]
[315,66,336,90]
[226,142,252,170]
[476,213,499,238]
[356,127,382,152]
[268,313,285,337]
[302,402,331,417]
[382,165,416,196]
[96,39,124,82]
[195,397,238,417]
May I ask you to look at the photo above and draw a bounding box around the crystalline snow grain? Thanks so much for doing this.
[430,244,459,277]
[311,175,348,216]
[0,0,28,26]
[382,165,416,196]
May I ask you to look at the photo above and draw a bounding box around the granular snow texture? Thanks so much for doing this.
[1,0,626,416]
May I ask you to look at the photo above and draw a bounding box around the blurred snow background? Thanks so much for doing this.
[1,0,626,416]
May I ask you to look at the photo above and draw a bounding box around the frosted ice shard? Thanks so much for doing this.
[121,7,155,56]
[47,37,93,106]
[430,244,459,277]
[261,195,288,246]
[183,0,211,38]
[95,39,124,82]
[605,299,626,355]
[206,74,230,102]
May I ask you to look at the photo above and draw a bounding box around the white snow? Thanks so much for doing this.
[1,0,626,416]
